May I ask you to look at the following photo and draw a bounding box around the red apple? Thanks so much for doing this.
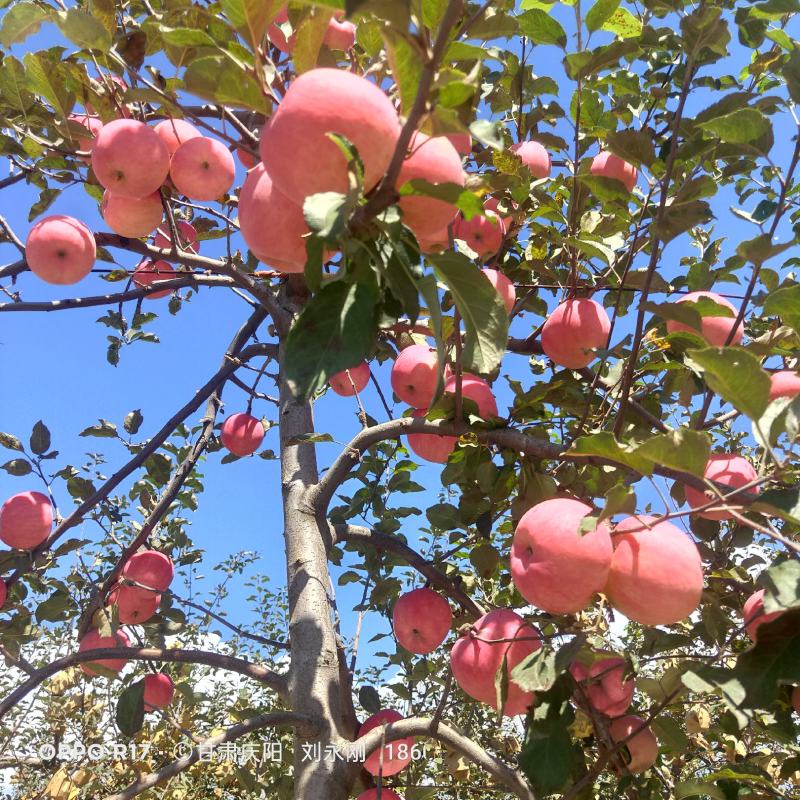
[0,491,53,550]
[743,588,784,642]
[0,578,7,609]
[324,17,356,49]
[510,497,613,614]
[220,412,264,456]
[153,221,199,254]
[143,672,175,711]
[132,260,176,299]
[397,132,465,238]
[170,137,235,201]
[329,362,370,396]
[79,628,131,677]
[392,588,452,654]
[91,120,170,199]
[25,215,96,285]
[450,608,541,716]
[407,408,457,464]
[154,119,202,157]
[122,550,174,592]
[541,298,611,369]
[108,583,160,624]
[590,151,637,192]
[417,226,451,254]
[267,6,291,53]
[666,291,743,346]
[443,373,498,419]
[684,454,759,520]
[511,141,551,179]
[260,68,400,203]
[453,213,506,258]
[605,515,703,626]
[447,133,472,156]
[483,269,516,314]
[101,191,163,238]
[236,144,259,170]
[358,709,414,776]
[608,715,658,773]
[570,656,634,718]
[769,370,800,400]
[391,344,440,408]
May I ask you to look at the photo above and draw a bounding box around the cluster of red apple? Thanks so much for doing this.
[0,490,175,711]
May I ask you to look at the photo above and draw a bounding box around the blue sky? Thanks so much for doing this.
[0,8,795,668]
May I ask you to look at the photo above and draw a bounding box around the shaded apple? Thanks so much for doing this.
[153,221,199,254]
[453,213,506,259]
[68,114,103,159]
[108,583,160,625]
[666,291,743,346]
[132,260,176,299]
[570,656,634,718]
[443,373,498,419]
[407,408,457,464]
[743,588,784,642]
[769,370,800,401]
[79,628,131,677]
[608,715,659,773]
[483,269,516,313]
[511,140,551,179]
[590,151,637,192]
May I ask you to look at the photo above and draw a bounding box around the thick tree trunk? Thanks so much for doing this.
[279,348,352,800]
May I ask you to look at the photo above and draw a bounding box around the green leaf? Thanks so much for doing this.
[57,8,112,50]
[2,459,32,476]
[303,192,352,241]
[0,2,48,46]
[431,252,509,377]
[469,119,504,150]
[0,433,24,452]
[653,201,713,243]
[684,347,771,420]
[674,780,726,800]
[292,5,334,74]
[783,48,800,103]
[763,284,800,333]
[761,559,800,614]
[651,715,689,752]
[383,29,425,116]
[605,129,655,167]
[284,281,378,398]
[634,428,711,478]
[602,7,642,38]
[23,52,73,122]
[585,0,620,32]
[358,684,382,714]
[0,55,34,111]
[511,636,585,693]
[184,55,268,113]
[568,431,653,475]
[398,179,483,220]
[29,421,51,456]
[35,589,76,622]
[418,274,447,401]
[79,420,118,438]
[221,0,282,50]
[159,27,217,47]
[123,410,143,435]
[116,680,146,736]
[518,8,567,47]
[698,108,770,144]
[736,233,793,265]
[564,39,640,81]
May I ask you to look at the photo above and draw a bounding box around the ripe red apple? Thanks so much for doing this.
[132,260,176,299]
[392,588,452,654]
[154,119,201,156]
[260,68,400,203]
[391,344,440,408]
[443,373,498,419]
[0,491,53,549]
[417,226,451,254]
[397,132,465,238]
[238,163,313,273]
[329,362,370,396]
[450,608,541,716]
[604,515,703,626]
[684,453,760,520]
[510,497,613,614]
[358,709,414,776]
[324,17,356,49]
[220,412,264,456]
[792,686,800,714]
[769,370,800,400]
[541,298,611,369]
[570,656,634,718]
[79,628,131,677]
[91,120,170,199]
[267,5,291,53]
[143,672,175,711]
[123,550,174,592]
[0,577,7,610]
[590,151,637,193]
[357,790,402,800]
[236,143,259,170]
[153,221,199,254]
[170,137,235,201]
[68,114,103,158]
[483,196,516,231]
[407,408,457,463]
[101,191,163,239]
[108,583,160,624]
[447,132,472,156]
[25,215,96,285]
[608,715,658,773]
[453,213,506,258]
[483,269,516,314]
[665,291,743,346]
[511,141,551,179]
[743,588,784,642]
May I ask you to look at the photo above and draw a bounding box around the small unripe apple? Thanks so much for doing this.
[220,412,264,457]
[444,373,498,419]
[541,298,611,369]
[666,291,743,346]
[329,362,370,396]
[769,370,800,400]
[511,497,613,614]
[743,588,784,642]
[358,709,414,776]
[101,191,163,238]
[68,114,103,159]
[392,587,452,654]
[91,119,170,199]
[79,628,131,677]
[407,408,457,463]
[170,137,235,200]
[511,141,551,179]
[260,68,400,203]
[590,151,637,193]
[154,119,201,156]
[143,672,175,711]
[453,213,506,258]
[122,550,174,592]
[108,583,160,624]
[450,608,541,716]
[0,491,53,550]
[570,656,634,717]
[391,344,440,408]
[132,260,176,299]
[684,453,760,520]
[605,515,703,626]
[608,715,658,773]
[483,269,516,314]
[25,215,96,285]
[153,221,199,254]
